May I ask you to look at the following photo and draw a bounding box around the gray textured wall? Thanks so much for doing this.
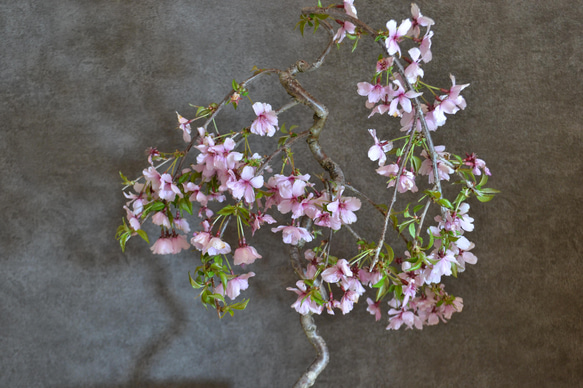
[1,0,582,387]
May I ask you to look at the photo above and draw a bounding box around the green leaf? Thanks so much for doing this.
[437,198,453,209]
[189,272,203,289]
[411,156,422,172]
[179,197,193,215]
[219,272,228,291]
[136,229,149,244]
[408,222,416,238]
[383,243,394,263]
[476,194,495,203]
[217,205,237,216]
[230,299,250,310]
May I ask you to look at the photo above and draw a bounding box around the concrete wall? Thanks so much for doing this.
[1,0,582,387]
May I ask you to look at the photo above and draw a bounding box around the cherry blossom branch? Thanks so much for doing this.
[175,69,280,173]
[293,313,330,388]
[344,183,386,217]
[371,127,417,270]
[256,130,310,176]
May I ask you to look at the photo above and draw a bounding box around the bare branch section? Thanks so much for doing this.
[293,313,330,388]
[277,20,339,387]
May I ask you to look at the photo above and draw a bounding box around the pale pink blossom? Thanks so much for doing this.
[158,173,183,202]
[184,182,208,206]
[227,165,264,204]
[313,210,342,231]
[376,164,418,193]
[152,211,171,229]
[388,79,422,115]
[176,112,191,143]
[463,152,491,176]
[321,259,353,283]
[358,268,382,287]
[343,0,357,18]
[327,190,361,225]
[150,234,190,255]
[233,244,262,265]
[216,272,255,300]
[419,29,433,63]
[425,249,458,284]
[438,74,470,115]
[205,237,231,256]
[419,146,454,183]
[143,166,161,192]
[409,4,434,38]
[338,290,360,314]
[271,225,313,246]
[376,57,394,73]
[453,236,478,272]
[385,19,412,56]
[250,211,276,236]
[123,206,141,231]
[333,21,356,43]
[191,231,211,252]
[250,102,278,137]
[367,129,393,166]
[404,47,424,83]
[173,217,190,233]
[366,298,382,321]
[287,281,323,315]
[357,82,389,104]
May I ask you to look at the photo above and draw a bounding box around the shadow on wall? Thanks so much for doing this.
[83,382,231,388]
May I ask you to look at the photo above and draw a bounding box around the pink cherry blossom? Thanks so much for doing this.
[123,206,141,231]
[216,272,256,300]
[143,166,161,192]
[326,189,361,225]
[312,210,342,231]
[376,164,418,193]
[425,249,458,284]
[287,281,323,315]
[343,0,357,18]
[357,82,388,104]
[250,211,276,236]
[385,19,412,56]
[321,259,353,283]
[366,298,382,321]
[191,231,211,252]
[176,112,191,143]
[388,79,422,116]
[250,102,278,137]
[338,290,360,314]
[409,4,434,38]
[419,146,454,183]
[205,236,231,256]
[367,129,393,166]
[463,152,491,176]
[227,165,264,204]
[233,244,262,265]
[271,225,313,245]
[376,57,394,73]
[404,47,424,83]
[419,29,433,63]
[333,21,356,43]
[150,234,190,255]
[152,211,171,229]
[158,173,183,202]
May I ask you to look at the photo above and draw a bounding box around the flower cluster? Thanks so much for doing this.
[116,1,496,330]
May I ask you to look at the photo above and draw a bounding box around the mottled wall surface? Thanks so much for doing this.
[1,0,582,387]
